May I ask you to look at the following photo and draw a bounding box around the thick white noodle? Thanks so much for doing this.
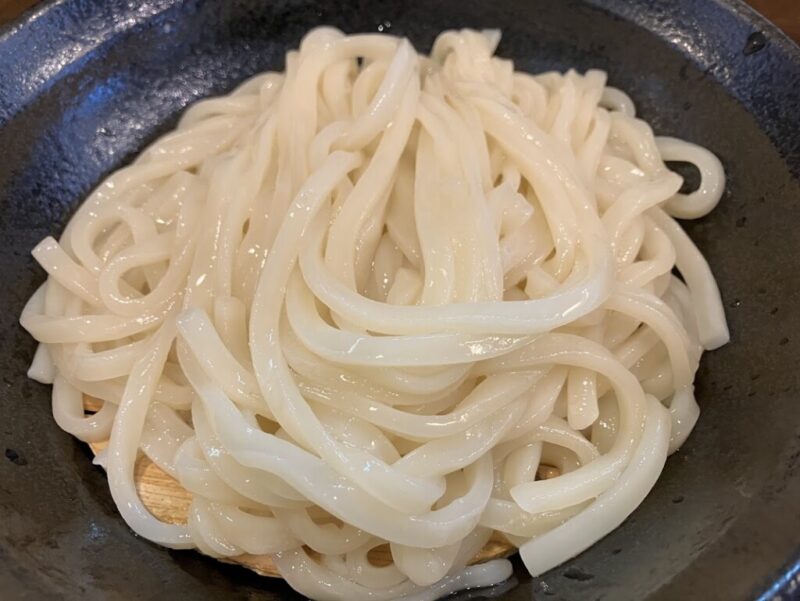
[20,27,728,601]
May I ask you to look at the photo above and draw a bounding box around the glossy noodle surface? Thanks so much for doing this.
[21,28,728,601]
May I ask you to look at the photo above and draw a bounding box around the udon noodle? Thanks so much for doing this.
[21,28,728,600]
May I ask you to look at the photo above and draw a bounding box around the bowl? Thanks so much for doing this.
[1,1,799,599]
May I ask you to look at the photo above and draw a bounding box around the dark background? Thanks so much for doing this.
[0,0,799,42]
[0,0,797,41]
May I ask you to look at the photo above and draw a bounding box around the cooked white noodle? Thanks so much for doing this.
[21,28,728,601]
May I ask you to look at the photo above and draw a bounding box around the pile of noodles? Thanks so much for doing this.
[21,28,728,601]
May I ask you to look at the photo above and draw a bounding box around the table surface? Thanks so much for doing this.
[1,0,799,41]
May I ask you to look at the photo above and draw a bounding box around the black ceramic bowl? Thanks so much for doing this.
[1,1,799,600]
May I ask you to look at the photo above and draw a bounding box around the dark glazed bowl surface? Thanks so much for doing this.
[1,1,799,600]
